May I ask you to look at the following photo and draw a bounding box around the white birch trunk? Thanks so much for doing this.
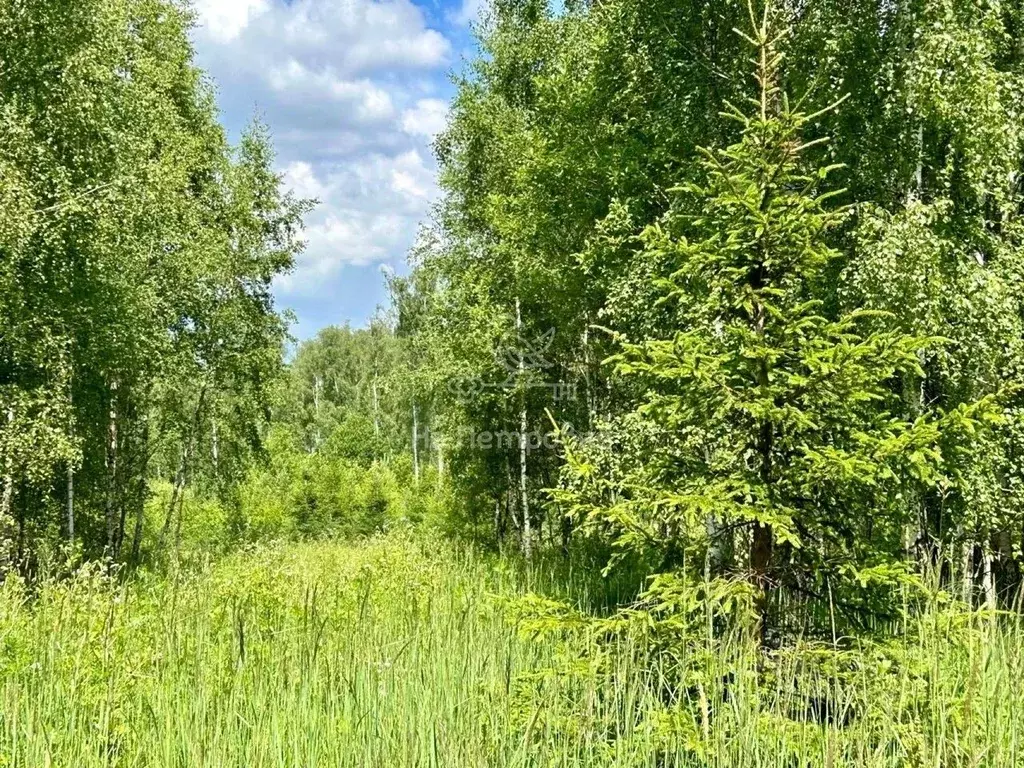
[67,463,74,541]
[211,417,219,472]
[983,544,997,611]
[1,407,15,571]
[313,375,323,450]
[436,438,444,491]
[412,401,420,484]
[372,377,381,437]
[961,539,973,605]
[105,382,119,554]
[517,297,532,560]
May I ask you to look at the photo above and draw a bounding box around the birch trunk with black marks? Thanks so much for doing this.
[0,408,16,574]
[66,463,74,542]
[313,375,323,450]
[372,377,381,437]
[212,417,219,473]
[104,381,119,555]
[516,297,532,560]
[412,401,420,484]
[983,542,997,611]
[436,437,444,491]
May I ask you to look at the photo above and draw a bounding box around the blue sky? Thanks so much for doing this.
[190,0,486,339]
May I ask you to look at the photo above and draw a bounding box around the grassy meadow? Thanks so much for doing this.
[0,534,1020,767]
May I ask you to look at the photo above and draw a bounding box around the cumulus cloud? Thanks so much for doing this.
[193,0,269,43]
[265,61,396,123]
[276,150,439,294]
[281,161,328,202]
[193,0,450,79]
[190,0,454,316]
[454,0,488,27]
[401,98,449,138]
[192,0,453,159]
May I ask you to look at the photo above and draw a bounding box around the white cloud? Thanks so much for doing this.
[194,0,450,76]
[454,0,487,27]
[276,151,439,295]
[193,0,453,159]
[266,61,396,122]
[193,0,269,43]
[401,98,449,138]
[190,0,453,311]
[388,149,435,200]
[281,161,327,201]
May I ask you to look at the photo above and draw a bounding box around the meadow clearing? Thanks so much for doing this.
[1,534,1021,768]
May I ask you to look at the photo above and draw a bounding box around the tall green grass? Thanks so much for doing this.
[1,534,1022,766]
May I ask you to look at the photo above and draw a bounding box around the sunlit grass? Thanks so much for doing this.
[1,533,1022,766]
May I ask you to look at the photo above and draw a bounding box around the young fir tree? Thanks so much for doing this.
[557,3,996,639]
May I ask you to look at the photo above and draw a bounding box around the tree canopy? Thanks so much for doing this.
[0,0,308,565]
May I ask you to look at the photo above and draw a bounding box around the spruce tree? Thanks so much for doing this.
[558,2,995,638]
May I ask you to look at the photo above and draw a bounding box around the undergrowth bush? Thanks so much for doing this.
[140,425,452,559]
